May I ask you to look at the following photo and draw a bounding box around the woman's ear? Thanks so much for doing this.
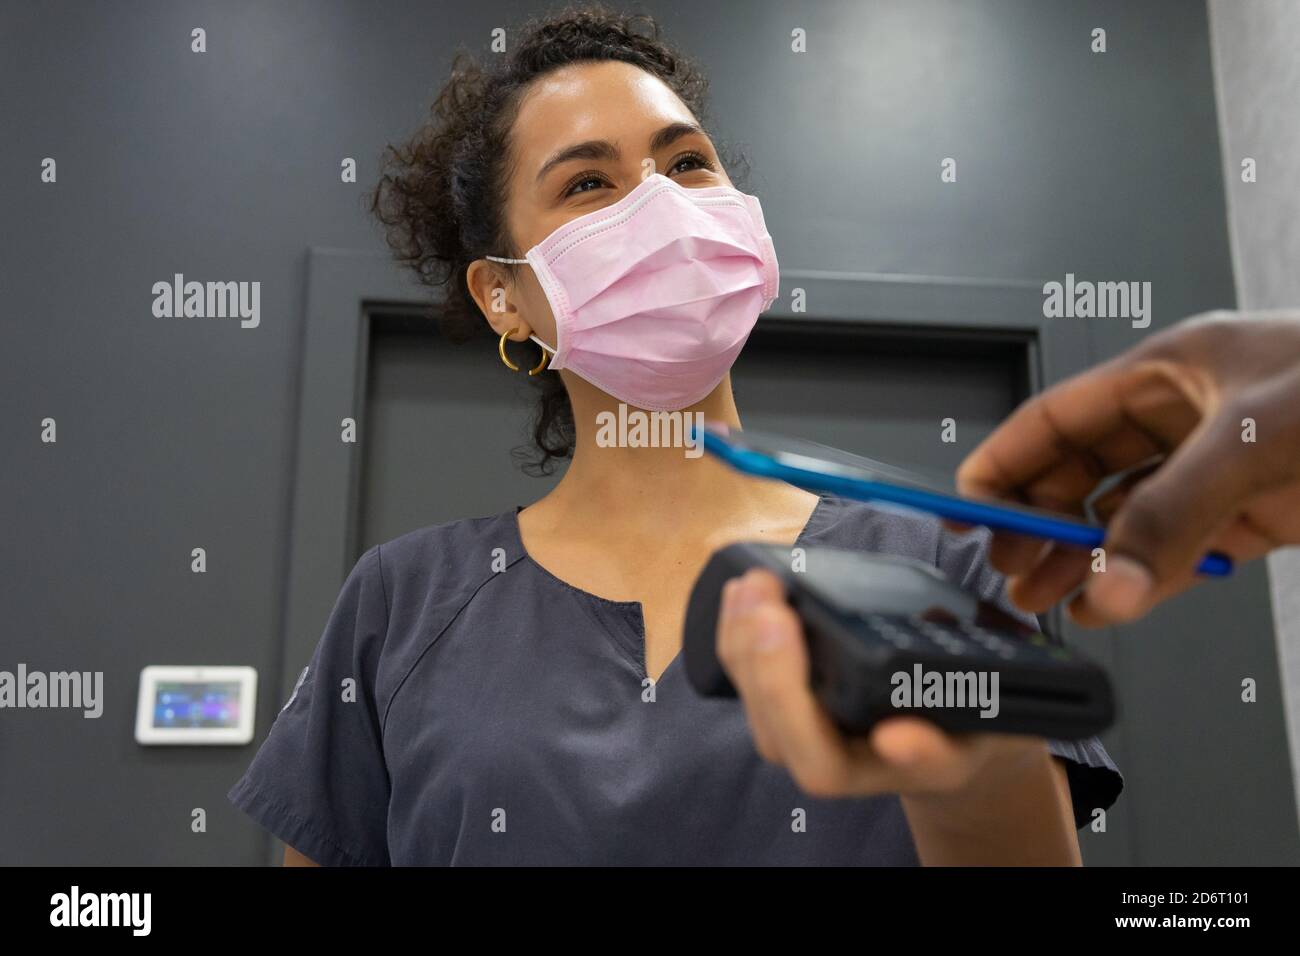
[466,259,531,339]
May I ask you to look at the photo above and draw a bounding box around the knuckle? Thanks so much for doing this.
[1216,394,1254,434]
[1181,310,1247,357]
[1109,488,1168,545]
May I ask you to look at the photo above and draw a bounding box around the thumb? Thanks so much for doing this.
[1086,413,1251,622]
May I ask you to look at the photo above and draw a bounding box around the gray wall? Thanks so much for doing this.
[2,0,1291,864]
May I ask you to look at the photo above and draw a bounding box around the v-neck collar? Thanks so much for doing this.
[507,494,834,683]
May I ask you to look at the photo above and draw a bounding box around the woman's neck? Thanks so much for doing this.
[529,372,790,533]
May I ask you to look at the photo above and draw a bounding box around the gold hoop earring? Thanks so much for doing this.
[499,327,550,376]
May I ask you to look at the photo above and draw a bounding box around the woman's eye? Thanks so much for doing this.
[669,152,714,175]
[564,174,608,197]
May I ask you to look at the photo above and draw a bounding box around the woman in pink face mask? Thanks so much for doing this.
[231,6,1118,869]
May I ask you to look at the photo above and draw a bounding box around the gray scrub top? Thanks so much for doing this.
[228,493,1122,865]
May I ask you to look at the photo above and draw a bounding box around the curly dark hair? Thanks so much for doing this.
[369,3,745,475]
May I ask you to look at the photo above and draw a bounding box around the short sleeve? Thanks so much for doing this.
[228,546,392,865]
[936,525,1124,830]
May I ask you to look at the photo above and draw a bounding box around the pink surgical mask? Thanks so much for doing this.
[488,172,779,412]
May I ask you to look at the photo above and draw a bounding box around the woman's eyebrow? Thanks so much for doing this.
[533,122,709,185]
[535,139,618,185]
[648,121,707,154]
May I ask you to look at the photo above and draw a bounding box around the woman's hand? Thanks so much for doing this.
[717,568,1081,865]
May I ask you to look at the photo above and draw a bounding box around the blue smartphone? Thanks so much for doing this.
[698,423,1232,577]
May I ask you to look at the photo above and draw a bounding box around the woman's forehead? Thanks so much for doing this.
[512,61,699,163]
